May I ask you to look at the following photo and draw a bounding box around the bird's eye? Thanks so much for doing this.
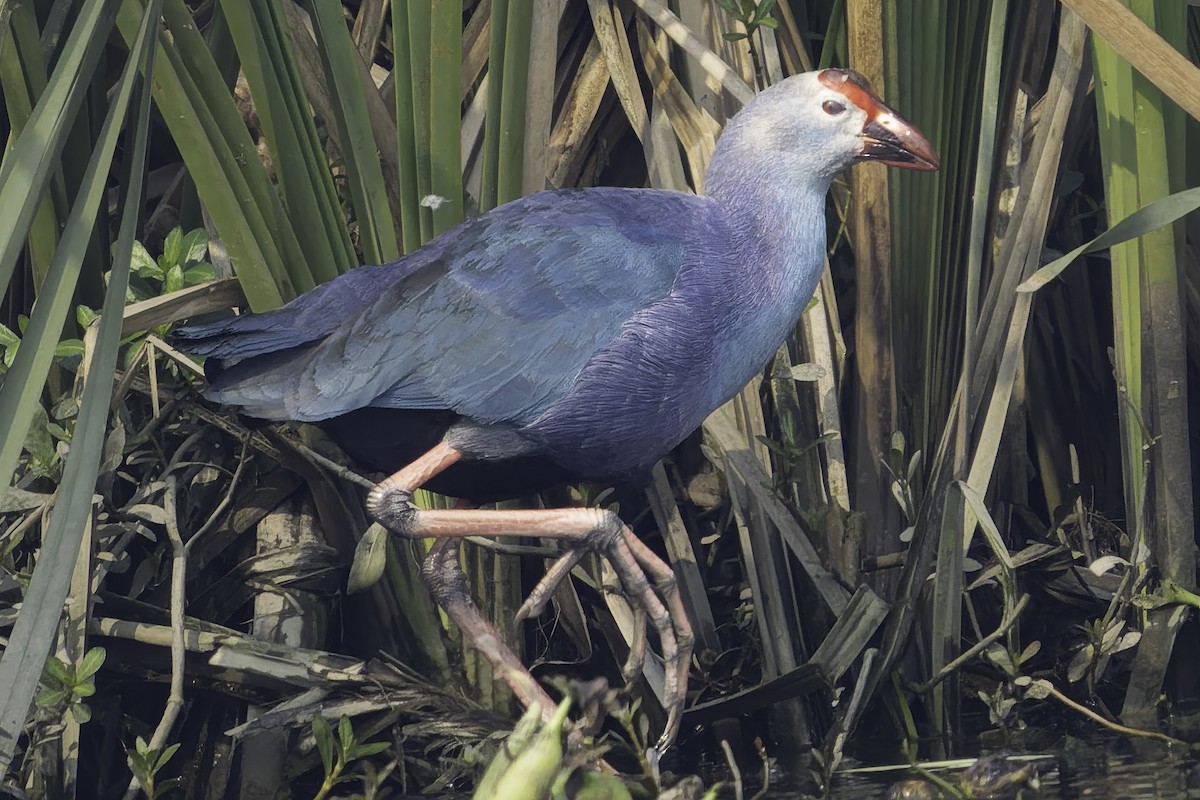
[822,99,846,115]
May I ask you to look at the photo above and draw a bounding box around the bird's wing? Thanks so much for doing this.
[189,188,712,424]
[170,262,420,365]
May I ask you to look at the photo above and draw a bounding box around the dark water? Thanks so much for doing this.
[753,731,1199,798]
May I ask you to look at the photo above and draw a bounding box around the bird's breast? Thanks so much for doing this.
[518,278,799,479]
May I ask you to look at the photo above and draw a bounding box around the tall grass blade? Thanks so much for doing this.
[845,0,899,583]
[391,0,423,252]
[521,0,562,194]
[220,0,350,283]
[308,0,401,263]
[0,4,63,290]
[495,1,532,205]
[429,0,464,233]
[115,0,292,309]
[1018,186,1200,292]
[406,0,435,240]
[0,0,159,768]
[1088,0,1195,722]
[931,0,1008,741]
[0,0,113,294]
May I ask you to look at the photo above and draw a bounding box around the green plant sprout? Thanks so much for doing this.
[311,714,390,800]
[35,647,105,725]
[127,738,181,800]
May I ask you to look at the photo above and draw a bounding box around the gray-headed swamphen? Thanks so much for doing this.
[172,68,938,747]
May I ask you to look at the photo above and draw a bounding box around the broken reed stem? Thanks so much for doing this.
[122,475,188,800]
[1044,682,1187,748]
[720,739,745,800]
[3,496,54,544]
[912,594,1031,694]
[111,340,150,410]
[748,737,772,800]
[285,437,377,490]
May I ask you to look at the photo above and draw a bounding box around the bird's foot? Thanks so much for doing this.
[513,513,694,750]
[363,457,693,750]
[365,485,420,536]
[365,441,464,537]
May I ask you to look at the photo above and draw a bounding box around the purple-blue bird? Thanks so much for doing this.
[173,68,938,747]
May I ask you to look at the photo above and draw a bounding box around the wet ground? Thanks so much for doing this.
[762,730,1199,798]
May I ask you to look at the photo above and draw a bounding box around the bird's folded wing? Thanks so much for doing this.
[184,188,712,425]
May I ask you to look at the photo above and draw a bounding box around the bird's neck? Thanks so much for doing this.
[692,153,832,409]
[705,159,831,296]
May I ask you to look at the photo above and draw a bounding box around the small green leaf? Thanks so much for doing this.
[180,228,209,264]
[723,31,748,41]
[35,689,68,707]
[73,683,96,698]
[77,647,106,680]
[349,741,389,760]
[69,701,92,724]
[45,421,72,442]
[338,714,354,752]
[127,504,168,525]
[42,656,72,686]
[182,263,215,286]
[76,304,98,328]
[313,715,334,775]
[24,407,59,476]
[759,15,778,28]
[156,743,180,771]
[131,241,161,279]
[164,263,184,294]
[161,227,183,268]
[54,339,85,359]
[0,323,19,351]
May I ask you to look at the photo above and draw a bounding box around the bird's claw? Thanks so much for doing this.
[514,523,693,750]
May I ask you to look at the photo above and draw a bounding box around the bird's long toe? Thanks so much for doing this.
[621,608,649,685]
[621,530,693,749]
[513,548,587,629]
[603,536,683,747]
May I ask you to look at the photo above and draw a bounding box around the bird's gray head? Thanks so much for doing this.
[706,68,938,196]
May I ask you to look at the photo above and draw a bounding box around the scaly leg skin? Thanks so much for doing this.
[364,442,693,750]
[420,538,557,714]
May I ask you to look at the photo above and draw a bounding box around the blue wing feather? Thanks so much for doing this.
[179,188,711,425]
